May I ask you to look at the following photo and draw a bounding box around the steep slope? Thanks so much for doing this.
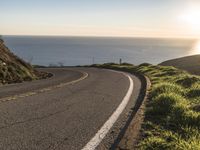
[160,55,200,75]
[0,38,38,84]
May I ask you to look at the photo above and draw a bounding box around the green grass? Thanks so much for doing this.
[135,64,200,150]
[92,63,200,150]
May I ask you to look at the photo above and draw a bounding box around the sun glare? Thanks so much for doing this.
[179,7,200,31]
[191,40,200,54]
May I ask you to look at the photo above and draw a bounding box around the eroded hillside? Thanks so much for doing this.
[0,38,38,84]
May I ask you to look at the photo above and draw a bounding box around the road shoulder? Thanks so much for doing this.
[92,69,148,150]
[116,73,151,149]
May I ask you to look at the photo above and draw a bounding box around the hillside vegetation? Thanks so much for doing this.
[0,39,38,84]
[92,63,200,149]
[136,64,200,150]
[160,55,200,75]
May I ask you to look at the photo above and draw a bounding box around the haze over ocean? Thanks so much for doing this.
[3,36,197,66]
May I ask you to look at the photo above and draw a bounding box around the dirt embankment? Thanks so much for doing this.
[0,38,45,84]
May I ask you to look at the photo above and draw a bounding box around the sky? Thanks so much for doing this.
[1,0,200,38]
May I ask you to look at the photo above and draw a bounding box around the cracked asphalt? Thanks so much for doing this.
[0,67,141,150]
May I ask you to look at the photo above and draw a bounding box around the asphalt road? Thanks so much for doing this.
[0,68,142,150]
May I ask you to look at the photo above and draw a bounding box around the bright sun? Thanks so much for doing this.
[179,6,200,54]
[179,7,200,31]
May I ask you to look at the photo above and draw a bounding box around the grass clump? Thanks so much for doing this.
[175,75,200,88]
[150,83,184,98]
[150,93,186,117]
[139,136,171,150]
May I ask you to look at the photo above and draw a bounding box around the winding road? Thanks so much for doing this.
[0,68,142,150]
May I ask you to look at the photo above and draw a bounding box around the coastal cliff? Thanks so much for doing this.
[0,38,38,84]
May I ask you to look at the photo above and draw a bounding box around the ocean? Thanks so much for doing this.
[3,36,199,66]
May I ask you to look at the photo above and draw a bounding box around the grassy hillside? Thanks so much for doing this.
[136,64,200,150]
[160,55,200,75]
[0,38,39,84]
[92,63,200,149]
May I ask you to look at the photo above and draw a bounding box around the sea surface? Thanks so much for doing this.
[3,36,200,66]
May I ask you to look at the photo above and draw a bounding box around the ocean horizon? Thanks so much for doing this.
[3,36,199,66]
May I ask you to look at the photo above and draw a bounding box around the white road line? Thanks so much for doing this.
[82,73,134,150]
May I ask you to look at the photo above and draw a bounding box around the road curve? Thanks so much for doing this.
[0,67,142,150]
[0,68,84,99]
